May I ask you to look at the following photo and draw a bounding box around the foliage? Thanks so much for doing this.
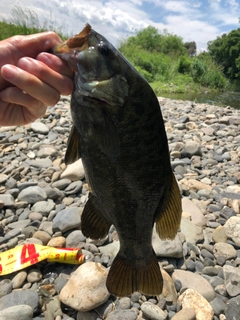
[208,28,240,79]
[0,5,67,41]
[120,26,230,92]
[184,41,197,56]
[119,26,187,56]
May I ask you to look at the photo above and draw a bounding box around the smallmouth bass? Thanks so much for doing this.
[51,23,182,297]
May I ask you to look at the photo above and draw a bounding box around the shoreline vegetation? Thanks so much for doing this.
[0,6,238,96]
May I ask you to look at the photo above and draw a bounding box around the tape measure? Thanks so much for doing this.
[0,244,84,276]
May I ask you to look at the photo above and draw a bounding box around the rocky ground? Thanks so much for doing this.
[0,96,239,320]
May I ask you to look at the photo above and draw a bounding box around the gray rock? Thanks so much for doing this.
[31,121,49,134]
[105,309,138,320]
[225,295,240,320]
[0,304,33,320]
[51,179,72,190]
[18,186,47,204]
[223,264,240,297]
[213,242,237,260]
[25,158,53,168]
[37,146,59,158]
[52,207,81,233]
[66,230,86,247]
[31,199,55,215]
[172,269,215,301]
[141,301,166,320]
[0,194,15,207]
[0,289,39,312]
[210,297,226,316]
[0,280,12,298]
[180,217,204,244]
[7,219,31,230]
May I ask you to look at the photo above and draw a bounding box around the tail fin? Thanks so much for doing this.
[106,250,162,297]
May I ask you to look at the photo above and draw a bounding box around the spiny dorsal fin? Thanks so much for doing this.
[65,126,81,164]
[81,193,112,239]
[106,249,163,297]
[155,172,182,240]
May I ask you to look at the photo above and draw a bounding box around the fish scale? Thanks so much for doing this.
[51,23,182,297]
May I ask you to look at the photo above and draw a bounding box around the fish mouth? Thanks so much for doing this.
[51,23,92,54]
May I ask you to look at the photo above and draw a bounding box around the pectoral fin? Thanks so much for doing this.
[155,172,182,240]
[81,193,112,239]
[65,126,81,164]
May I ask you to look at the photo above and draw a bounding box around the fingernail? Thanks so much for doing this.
[1,65,18,80]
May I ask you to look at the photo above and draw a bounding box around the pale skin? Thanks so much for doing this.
[0,32,74,126]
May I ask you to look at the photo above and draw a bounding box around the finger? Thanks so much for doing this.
[7,32,63,58]
[0,87,47,124]
[17,57,74,96]
[36,52,74,78]
[0,87,47,116]
[1,64,60,106]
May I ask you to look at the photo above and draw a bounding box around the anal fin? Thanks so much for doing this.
[106,249,163,297]
[155,172,182,240]
[81,193,111,239]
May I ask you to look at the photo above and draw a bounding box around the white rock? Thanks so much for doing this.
[59,262,110,311]
[178,289,214,320]
[224,216,240,246]
[61,159,85,181]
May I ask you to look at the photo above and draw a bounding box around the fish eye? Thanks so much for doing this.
[98,42,110,56]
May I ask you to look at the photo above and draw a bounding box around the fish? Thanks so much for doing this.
[51,23,182,297]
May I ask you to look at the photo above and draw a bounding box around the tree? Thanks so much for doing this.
[208,28,240,79]
[184,41,197,56]
[120,26,187,56]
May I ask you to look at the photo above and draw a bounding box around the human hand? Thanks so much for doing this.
[0,32,74,126]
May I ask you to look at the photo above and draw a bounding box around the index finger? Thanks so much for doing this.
[36,52,74,79]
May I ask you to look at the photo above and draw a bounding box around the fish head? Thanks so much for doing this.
[51,23,129,107]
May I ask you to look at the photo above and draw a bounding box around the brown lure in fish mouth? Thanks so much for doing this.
[50,23,92,55]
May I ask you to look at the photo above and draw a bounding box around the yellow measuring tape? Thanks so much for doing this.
[0,244,84,275]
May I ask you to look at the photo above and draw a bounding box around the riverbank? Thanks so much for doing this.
[0,97,240,319]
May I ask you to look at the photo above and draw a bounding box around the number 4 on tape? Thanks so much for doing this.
[20,244,40,265]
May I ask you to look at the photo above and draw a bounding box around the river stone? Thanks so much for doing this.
[105,309,138,320]
[59,262,110,311]
[213,242,237,260]
[0,194,15,207]
[31,199,55,215]
[18,186,47,204]
[224,216,240,245]
[31,121,49,134]
[61,159,85,181]
[152,228,183,258]
[171,308,196,320]
[160,268,178,305]
[223,264,240,297]
[225,295,240,320]
[0,174,8,184]
[11,271,27,289]
[180,217,204,243]
[141,301,166,320]
[181,197,206,227]
[212,226,227,243]
[25,158,53,168]
[172,269,215,301]
[52,207,81,233]
[178,289,214,320]
[0,279,12,298]
[0,304,33,320]
[0,289,39,312]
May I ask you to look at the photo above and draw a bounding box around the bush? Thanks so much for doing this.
[178,55,192,74]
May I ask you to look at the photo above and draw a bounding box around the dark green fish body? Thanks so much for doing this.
[51,24,182,297]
